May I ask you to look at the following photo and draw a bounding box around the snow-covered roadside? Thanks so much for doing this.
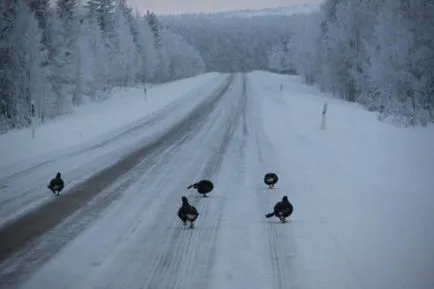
[0,73,223,176]
[209,74,298,289]
[248,71,434,289]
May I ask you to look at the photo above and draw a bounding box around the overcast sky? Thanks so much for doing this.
[127,0,319,15]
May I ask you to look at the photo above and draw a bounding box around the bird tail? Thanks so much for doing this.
[265,212,275,218]
[187,183,196,189]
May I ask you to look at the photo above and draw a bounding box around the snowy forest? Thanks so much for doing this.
[0,0,205,133]
[1,0,433,133]
[164,0,434,126]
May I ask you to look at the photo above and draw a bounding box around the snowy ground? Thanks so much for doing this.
[0,72,223,172]
[249,71,434,289]
[0,72,227,227]
[0,71,433,289]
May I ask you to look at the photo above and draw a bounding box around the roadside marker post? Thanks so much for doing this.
[31,100,36,139]
[321,102,328,130]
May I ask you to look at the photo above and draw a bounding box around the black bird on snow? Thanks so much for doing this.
[265,195,293,223]
[178,196,199,229]
[47,172,64,196]
[264,172,278,189]
[186,179,213,197]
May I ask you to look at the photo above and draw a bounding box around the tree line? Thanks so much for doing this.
[165,1,434,126]
[0,0,205,133]
[2,0,432,132]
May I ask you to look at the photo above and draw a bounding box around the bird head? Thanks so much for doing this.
[181,196,189,205]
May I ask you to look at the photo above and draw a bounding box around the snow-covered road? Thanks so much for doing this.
[0,73,228,228]
[0,73,247,289]
[1,73,297,289]
[1,71,433,289]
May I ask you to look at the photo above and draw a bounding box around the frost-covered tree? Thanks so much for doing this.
[1,0,245,134]
[0,1,13,132]
[29,0,51,59]
[85,0,115,37]
[146,10,166,82]
[162,30,205,79]
[289,0,434,126]
[131,12,157,84]
[49,0,80,113]
[80,16,110,96]
[27,0,52,122]
[163,14,297,73]
[0,0,45,130]
[291,13,322,84]
[108,0,135,86]
[403,0,434,124]
[366,0,426,125]
[267,39,294,74]
[366,0,410,109]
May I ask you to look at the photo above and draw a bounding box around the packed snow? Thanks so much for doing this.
[249,71,434,289]
[0,72,227,227]
[0,73,222,174]
[2,0,433,287]
[1,71,433,289]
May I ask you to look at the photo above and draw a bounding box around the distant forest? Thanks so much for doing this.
[1,0,433,133]
[163,0,434,126]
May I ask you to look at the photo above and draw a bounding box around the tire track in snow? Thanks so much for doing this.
[259,79,373,289]
[207,75,275,289]
[244,75,300,289]
[0,130,195,289]
[0,75,228,229]
[143,74,247,289]
[62,121,224,289]
[179,73,247,288]
[0,76,234,288]
[68,74,246,289]
[0,75,225,183]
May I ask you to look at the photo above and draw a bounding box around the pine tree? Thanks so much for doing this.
[135,14,157,84]
[0,0,14,131]
[145,11,164,82]
[85,0,115,38]
[146,10,160,47]
[0,0,45,129]
[111,0,135,86]
[50,0,78,113]
[29,0,50,29]
[28,0,52,122]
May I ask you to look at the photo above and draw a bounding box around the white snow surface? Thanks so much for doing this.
[249,71,434,289]
[1,71,433,289]
[0,72,227,226]
[0,73,221,172]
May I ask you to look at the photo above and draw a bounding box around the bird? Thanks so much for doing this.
[47,172,64,196]
[186,179,214,197]
[178,196,199,229]
[264,172,278,189]
[265,195,293,223]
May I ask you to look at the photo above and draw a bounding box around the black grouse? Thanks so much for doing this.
[178,196,199,229]
[186,180,213,197]
[47,172,64,196]
[265,195,293,223]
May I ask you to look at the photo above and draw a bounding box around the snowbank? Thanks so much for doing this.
[0,73,222,175]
